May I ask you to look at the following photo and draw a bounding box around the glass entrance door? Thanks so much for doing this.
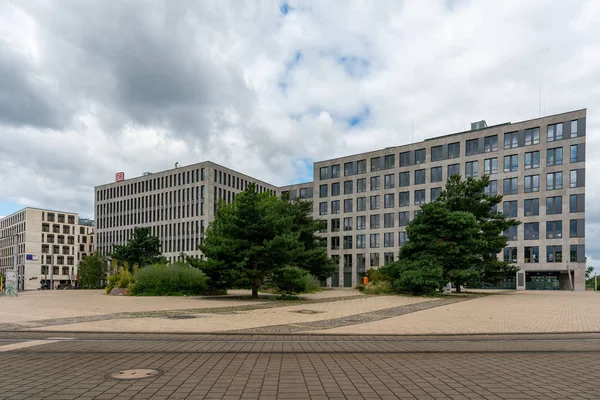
[525,271,560,290]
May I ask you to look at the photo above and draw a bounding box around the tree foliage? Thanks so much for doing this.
[111,227,166,271]
[200,183,335,299]
[78,251,108,289]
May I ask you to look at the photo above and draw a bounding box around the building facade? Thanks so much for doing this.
[93,109,586,291]
[0,208,94,290]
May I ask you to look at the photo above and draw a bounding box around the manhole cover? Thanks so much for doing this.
[106,369,162,380]
[291,310,324,315]
[165,315,197,319]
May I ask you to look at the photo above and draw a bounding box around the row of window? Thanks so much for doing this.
[213,169,275,195]
[331,232,408,250]
[0,210,26,229]
[40,266,76,275]
[502,194,584,218]
[503,245,581,263]
[503,219,584,241]
[41,212,77,225]
[333,253,396,269]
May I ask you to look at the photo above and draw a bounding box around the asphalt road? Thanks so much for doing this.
[0,331,598,399]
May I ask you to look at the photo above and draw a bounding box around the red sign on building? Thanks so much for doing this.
[115,172,125,182]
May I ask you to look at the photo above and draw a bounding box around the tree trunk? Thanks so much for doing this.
[455,282,461,293]
[251,264,259,299]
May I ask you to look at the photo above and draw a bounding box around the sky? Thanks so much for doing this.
[0,0,599,266]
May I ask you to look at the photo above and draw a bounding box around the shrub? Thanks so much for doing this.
[303,273,322,294]
[105,269,134,294]
[271,266,320,296]
[128,263,207,296]
[389,258,445,295]
[365,268,386,284]
[362,280,395,294]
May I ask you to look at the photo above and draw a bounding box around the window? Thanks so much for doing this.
[383,174,395,189]
[384,193,395,209]
[332,164,340,178]
[571,120,578,138]
[370,234,380,248]
[431,145,443,161]
[546,172,563,190]
[399,172,410,187]
[384,252,395,265]
[570,194,584,213]
[570,170,578,188]
[331,218,340,232]
[546,245,562,262]
[384,232,394,247]
[415,169,426,185]
[547,123,563,142]
[343,235,353,249]
[448,163,460,177]
[399,231,408,246]
[503,201,518,218]
[344,199,353,213]
[357,197,366,211]
[400,151,410,167]
[484,135,498,152]
[570,245,579,262]
[384,154,395,169]
[524,222,539,240]
[546,221,562,239]
[465,161,478,178]
[525,151,540,169]
[547,147,563,166]
[466,139,479,156]
[357,216,366,230]
[503,247,517,262]
[431,166,442,182]
[570,219,584,238]
[546,196,562,215]
[525,247,539,263]
[483,158,497,175]
[448,142,460,159]
[370,253,380,267]
[356,234,366,248]
[344,180,353,194]
[399,191,410,207]
[357,160,367,174]
[357,178,366,193]
[399,212,410,226]
[430,187,442,202]
[485,180,498,196]
[371,157,381,172]
[319,202,327,215]
[503,177,518,195]
[414,190,426,205]
[319,184,328,198]
[331,236,340,250]
[331,182,341,196]
[570,145,579,163]
[370,195,380,210]
[504,132,518,149]
[343,217,353,231]
[504,225,518,241]
[319,166,329,180]
[331,200,340,214]
[524,175,540,193]
[344,162,354,176]
[415,149,426,164]
[503,155,518,172]
[384,213,395,228]
[522,199,539,217]
[525,127,540,145]
[370,176,381,191]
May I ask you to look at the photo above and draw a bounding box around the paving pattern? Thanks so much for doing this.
[0,332,599,399]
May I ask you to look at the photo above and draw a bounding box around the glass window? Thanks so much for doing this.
[570,194,583,213]
[415,149,426,164]
[371,157,381,172]
[343,235,353,250]
[370,234,380,248]
[547,123,563,142]
[331,200,340,214]
[485,180,498,196]
[570,145,578,163]
[430,187,442,202]
[319,184,328,198]
[503,177,518,195]
[484,135,498,152]
[503,247,517,262]
[384,252,395,265]
[344,180,353,194]
[384,232,394,247]
[330,236,340,250]
[384,174,395,189]
[370,214,380,229]
[344,199,353,213]
[400,151,411,167]
[370,176,381,191]
[570,219,584,238]
[503,201,518,218]
[384,154,395,169]
[465,161,478,178]
[384,193,395,209]
[570,170,577,188]
[431,166,442,182]
[571,120,578,138]
[370,253,380,267]
[546,221,562,239]
[370,195,380,210]
[524,175,540,193]
[357,160,367,174]
[356,216,366,230]
[483,158,497,175]
[524,127,540,145]
[546,196,562,215]
[319,202,327,215]
[414,189,426,205]
[547,147,563,166]
[524,247,539,263]
[399,191,410,207]
[503,155,518,172]
[546,172,563,190]
[344,162,354,176]
[546,245,562,262]
[331,182,340,196]
[448,163,460,177]
[356,234,366,248]
[504,225,517,241]
[357,178,366,193]
[343,217,353,231]
[525,151,540,169]
[319,166,329,180]
[431,145,443,161]
[524,222,539,240]
[384,213,395,228]
[504,132,518,149]
[399,231,408,245]
[331,218,340,232]
[570,245,578,262]
[399,212,410,226]
[415,169,426,185]
[524,198,539,216]
[356,197,366,211]
[399,172,410,187]
[331,164,340,178]
[466,139,479,156]
[448,142,460,158]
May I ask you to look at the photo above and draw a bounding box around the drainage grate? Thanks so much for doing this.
[106,369,162,381]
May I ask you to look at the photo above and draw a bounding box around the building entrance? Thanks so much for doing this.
[525,271,560,290]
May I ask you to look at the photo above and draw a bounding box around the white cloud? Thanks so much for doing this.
[0,0,598,259]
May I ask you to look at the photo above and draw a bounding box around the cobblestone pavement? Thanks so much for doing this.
[0,332,598,399]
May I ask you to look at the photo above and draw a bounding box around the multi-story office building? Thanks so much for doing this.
[0,208,95,290]
[94,161,278,262]
[94,109,586,291]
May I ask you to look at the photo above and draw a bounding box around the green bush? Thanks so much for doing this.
[302,273,322,294]
[362,280,395,294]
[387,258,445,295]
[271,266,320,296]
[365,268,386,283]
[105,269,134,294]
[128,263,207,296]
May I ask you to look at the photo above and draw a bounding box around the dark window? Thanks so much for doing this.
[525,127,540,145]
[525,151,540,169]
[547,123,563,142]
[546,221,562,239]
[430,187,442,202]
[370,195,380,210]
[384,154,395,169]
[483,158,497,175]
[331,164,340,178]
[524,198,539,216]
[356,234,366,248]
[503,155,518,172]
[399,151,411,167]
[344,180,353,194]
[503,177,518,195]
[484,135,498,152]
[319,202,327,215]
[399,212,410,226]
[414,169,426,185]
[547,147,563,166]
[465,161,478,178]
[448,142,460,159]
[431,166,442,182]
[331,182,340,196]
[344,199,353,213]
[330,236,340,250]
[570,194,584,213]
[546,172,563,190]
[357,160,367,174]
[570,145,579,163]
[415,149,426,164]
[414,189,425,205]
[384,213,394,228]
[503,201,518,218]
[504,132,518,149]
[466,139,479,156]
[343,236,353,250]
[319,167,329,180]
[399,172,410,187]
[357,178,367,193]
[504,225,517,241]
[319,184,328,198]
[344,162,354,176]
[384,174,395,189]
[448,163,460,177]
[370,233,380,248]
[571,120,579,138]
[570,245,578,262]
[370,176,381,191]
[331,218,340,232]
[485,180,498,196]
[384,193,395,209]
[503,247,517,262]
[384,232,394,247]
[546,245,562,262]
[399,191,410,207]
[524,222,539,240]
[357,197,366,211]
[431,145,442,161]
[524,175,540,193]
[524,246,539,263]
[356,216,366,230]
[371,157,381,172]
[570,219,584,238]
[370,214,380,229]
[331,200,340,214]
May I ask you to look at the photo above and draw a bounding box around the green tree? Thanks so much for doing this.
[271,266,311,296]
[200,183,335,299]
[111,227,166,272]
[78,251,108,289]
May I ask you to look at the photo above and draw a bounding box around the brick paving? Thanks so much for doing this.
[0,333,599,399]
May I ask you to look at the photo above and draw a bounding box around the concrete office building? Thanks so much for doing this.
[94,109,586,291]
[0,208,95,291]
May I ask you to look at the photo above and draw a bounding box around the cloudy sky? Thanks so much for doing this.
[0,0,598,260]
